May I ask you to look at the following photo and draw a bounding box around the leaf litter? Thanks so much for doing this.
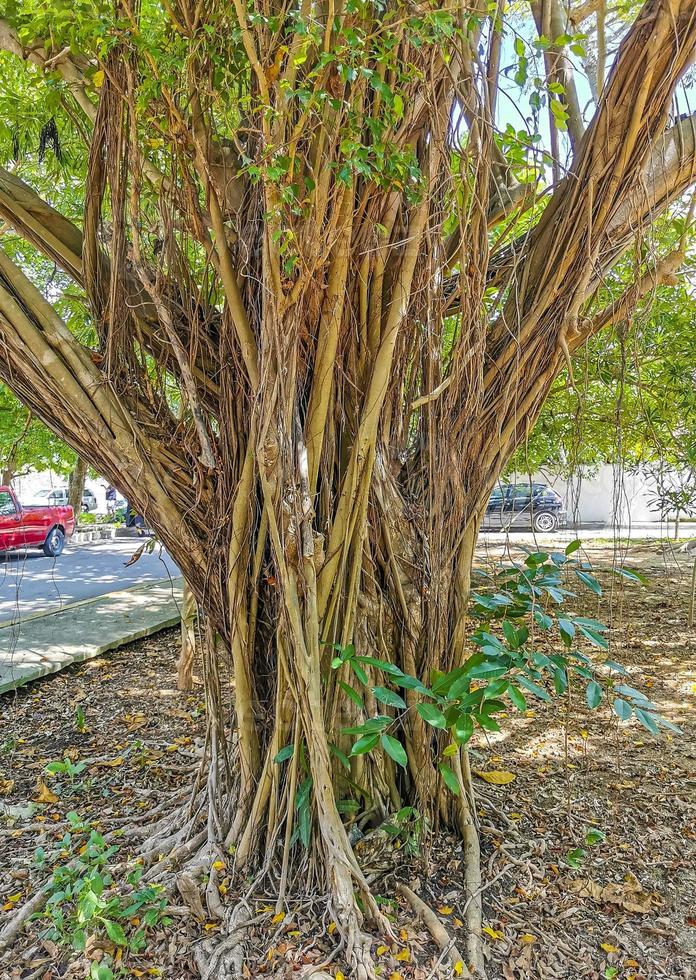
[0,541,693,978]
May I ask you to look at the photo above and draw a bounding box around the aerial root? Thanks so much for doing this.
[396,883,472,979]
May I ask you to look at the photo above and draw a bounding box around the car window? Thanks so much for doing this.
[0,491,16,516]
[511,485,532,498]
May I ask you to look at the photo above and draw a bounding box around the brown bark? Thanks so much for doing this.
[68,457,87,516]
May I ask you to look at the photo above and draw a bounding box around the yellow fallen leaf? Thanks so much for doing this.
[287,930,301,937]
[6,893,21,903]
[212,860,226,871]
[218,883,227,895]
[399,928,409,941]
[482,926,504,940]
[438,906,453,915]
[580,729,589,739]
[389,974,404,980]
[0,779,14,795]
[600,942,619,954]
[520,934,537,944]
[146,971,162,977]
[327,921,337,934]
[93,69,105,88]
[335,973,345,980]
[376,944,389,955]
[131,971,145,977]
[474,769,516,785]
[34,778,58,804]
[271,911,285,924]
[454,917,463,927]
[204,922,219,931]
[625,960,639,968]
[454,962,464,976]
[395,948,410,962]
[101,757,124,768]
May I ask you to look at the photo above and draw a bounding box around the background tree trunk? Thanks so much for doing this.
[67,457,87,516]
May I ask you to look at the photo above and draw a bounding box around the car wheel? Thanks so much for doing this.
[533,511,558,533]
[43,527,65,557]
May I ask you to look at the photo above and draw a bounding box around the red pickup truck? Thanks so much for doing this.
[0,485,75,557]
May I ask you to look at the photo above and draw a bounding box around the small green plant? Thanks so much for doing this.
[38,818,170,963]
[74,704,87,733]
[564,827,607,868]
[45,757,87,786]
[325,541,679,796]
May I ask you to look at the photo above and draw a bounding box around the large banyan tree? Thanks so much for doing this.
[0,0,695,974]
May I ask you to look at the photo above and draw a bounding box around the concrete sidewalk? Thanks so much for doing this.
[0,577,183,694]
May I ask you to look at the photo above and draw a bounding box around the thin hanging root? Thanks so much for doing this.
[396,884,472,978]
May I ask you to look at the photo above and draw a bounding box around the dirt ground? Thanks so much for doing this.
[0,541,694,979]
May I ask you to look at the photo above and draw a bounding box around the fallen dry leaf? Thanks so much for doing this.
[0,779,15,795]
[34,778,58,804]
[474,770,516,785]
[568,872,655,914]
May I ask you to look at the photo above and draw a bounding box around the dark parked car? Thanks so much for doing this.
[482,482,567,533]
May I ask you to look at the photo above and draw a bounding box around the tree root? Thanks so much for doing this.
[396,883,472,979]
[0,885,51,955]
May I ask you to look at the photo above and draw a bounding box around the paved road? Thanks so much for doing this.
[0,538,180,624]
[479,521,694,549]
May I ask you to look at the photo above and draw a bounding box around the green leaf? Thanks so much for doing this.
[558,618,575,643]
[614,684,653,706]
[438,763,460,795]
[517,676,551,702]
[554,668,568,695]
[373,687,407,710]
[338,680,364,710]
[417,703,447,729]
[329,743,351,770]
[584,828,605,846]
[350,734,379,756]
[453,713,474,745]
[274,743,294,764]
[654,714,682,734]
[634,707,659,736]
[613,698,632,721]
[565,539,582,555]
[350,661,369,685]
[577,624,609,650]
[473,712,500,732]
[613,567,647,585]
[381,735,408,768]
[585,680,602,710]
[508,685,527,711]
[514,36,525,56]
[575,570,602,595]
[502,620,518,648]
[534,610,553,630]
[342,716,390,735]
[356,656,403,676]
[102,919,128,946]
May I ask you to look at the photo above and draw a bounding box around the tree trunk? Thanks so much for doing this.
[68,457,87,517]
